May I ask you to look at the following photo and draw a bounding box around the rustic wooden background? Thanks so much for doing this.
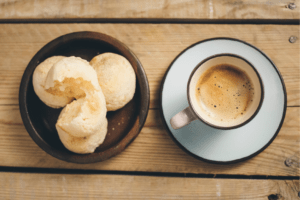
[0,0,299,199]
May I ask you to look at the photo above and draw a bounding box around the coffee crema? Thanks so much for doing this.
[195,64,254,124]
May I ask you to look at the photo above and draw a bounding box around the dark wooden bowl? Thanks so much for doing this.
[19,31,150,164]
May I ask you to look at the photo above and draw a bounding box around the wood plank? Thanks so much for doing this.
[0,105,299,176]
[0,0,299,20]
[0,172,299,200]
[0,24,299,107]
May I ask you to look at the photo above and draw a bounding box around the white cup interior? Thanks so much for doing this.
[189,54,263,128]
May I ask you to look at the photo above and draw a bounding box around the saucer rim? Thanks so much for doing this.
[159,37,287,164]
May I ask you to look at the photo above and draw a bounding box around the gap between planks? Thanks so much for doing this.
[0,19,299,24]
[0,166,299,180]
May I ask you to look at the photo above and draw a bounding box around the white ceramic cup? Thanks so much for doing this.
[170,54,264,130]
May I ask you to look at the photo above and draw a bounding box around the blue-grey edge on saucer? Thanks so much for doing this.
[160,37,287,164]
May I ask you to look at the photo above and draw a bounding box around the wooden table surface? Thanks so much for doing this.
[0,0,299,199]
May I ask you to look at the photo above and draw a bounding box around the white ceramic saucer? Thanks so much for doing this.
[160,38,287,164]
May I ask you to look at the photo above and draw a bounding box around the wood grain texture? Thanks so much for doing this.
[0,172,299,200]
[0,24,299,108]
[0,0,299,20]
[0,24,299,176]
[0,105,299,176]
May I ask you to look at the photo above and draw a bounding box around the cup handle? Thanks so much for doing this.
[170,107,198,130]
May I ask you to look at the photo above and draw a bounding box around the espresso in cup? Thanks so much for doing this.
[170,54,263,130]
[195,64,254,125]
